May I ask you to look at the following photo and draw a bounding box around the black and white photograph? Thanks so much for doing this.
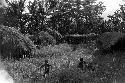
[0,0,125,83]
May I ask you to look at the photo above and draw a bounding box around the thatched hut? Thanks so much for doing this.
[0,25,36,60]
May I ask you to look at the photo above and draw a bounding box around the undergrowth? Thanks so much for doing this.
[1,43,124,83]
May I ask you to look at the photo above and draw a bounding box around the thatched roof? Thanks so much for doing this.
[0,25,36,60]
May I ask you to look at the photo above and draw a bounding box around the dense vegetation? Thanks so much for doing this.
[0,0,125,83]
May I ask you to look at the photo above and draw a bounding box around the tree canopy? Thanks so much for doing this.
[3,0,106,36]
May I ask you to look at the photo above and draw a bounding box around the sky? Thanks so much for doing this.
[0,61,14,83]
[2,0,125,20]
[97,0,125,20]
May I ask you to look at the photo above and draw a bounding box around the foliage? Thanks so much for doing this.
[47,0,106,35]
[96,32,125,51]
[106,5,125,32]
[46,67,89,83]
[1,41,123,83]
[0,7,6,25]
[46,60,120,83]
[4,0,106,37]
[0,0,7,26]
[29,31,56,47]
[2,1,125,82]
[38,31,56,46]
[3,43,93,83]
[3,58,44,83]
[0,25,36,60]
[33,43,72,58]
[61,33,99,44]
[3,0,45,34]
[4,0,26,30]
[4,0,63,45]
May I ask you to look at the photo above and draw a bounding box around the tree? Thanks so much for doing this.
[3,0,106,44]
[47,0,106,35]
[107,5,125,32]
[4,0,26,30]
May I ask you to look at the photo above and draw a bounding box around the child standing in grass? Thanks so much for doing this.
[31,59,52,83]
[42,60,52,78]
[78,58,96,72]
[78,58,87,72]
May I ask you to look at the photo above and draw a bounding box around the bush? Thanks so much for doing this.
[45,66,88,83]
[0,25,36,60]
[38,31,56,46]
[44,62,118,83]
[33,43,72,58]
[29,31,56,48]
[96,32,125,54]
[3,57,49,83]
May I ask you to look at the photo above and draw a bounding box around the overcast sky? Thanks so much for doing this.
[2,0,125,20]
[97,0,125,20]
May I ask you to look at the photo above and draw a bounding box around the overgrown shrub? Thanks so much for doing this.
[44,61,119,83]
[38,31,56,46]
[0,25,36,60]
[38,43,72,58]
[3,58,45,83]
[45,67,87,83]
[29,31,56,48]
[96,32,125,54]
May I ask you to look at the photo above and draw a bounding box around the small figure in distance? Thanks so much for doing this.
[39,59,52,78]
[78,58,87,72]
[78,58,96,73]
[43,60,52,78]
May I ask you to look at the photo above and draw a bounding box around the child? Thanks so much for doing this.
[78,58,96,72]
[78,58,87,71]
[42,60,52,78]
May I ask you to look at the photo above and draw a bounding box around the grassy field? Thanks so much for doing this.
[0,43,124,83]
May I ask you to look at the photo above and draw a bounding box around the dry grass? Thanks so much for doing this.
[0,42,124,83]
[1,43,94,83]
